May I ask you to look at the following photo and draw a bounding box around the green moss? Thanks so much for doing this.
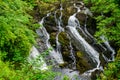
[50,32,56,47]
[76,51,92,73]
[58,32,69,46]
[77,51,83,58]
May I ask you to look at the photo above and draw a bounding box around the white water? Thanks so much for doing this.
[67,3,101,76]
[100,35,115,61]
[67,25,100,69]
[55,4,64,56]
[69,41,76,69]
[68,12,87,37]
[29,46,48,70]
[84,15,107,52]
[84,16,94,41]
[61,68,79,80]
[99,13,115,61]
[37,13,64,64]
[54,3,80,79]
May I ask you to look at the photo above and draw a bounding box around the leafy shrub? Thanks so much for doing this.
[97,49,120,80]
[0,0,36,63]
[84,0,120,45]
[0,58,57,80]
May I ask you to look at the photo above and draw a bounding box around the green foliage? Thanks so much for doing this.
[63,75,70,80]
[0,0,36,63]
[84,0,120,45]
[0,59,16,80]
[23,0,37,8]
[97,49,120,80]
[0,57,57,80]
[41,0,58,3]
[0,0,65,80]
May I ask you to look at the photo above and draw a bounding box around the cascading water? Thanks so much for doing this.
[100,35,115,61]
[99,13,115,62]
[69,41,76,69]
[53,3,81,80]
[29,46,48,70]
[33,1,116,80]
[67,2,100,70]
[84,15,95,42]
[55,3,64,57]
[83,15,110,63]
[36,13,64,64]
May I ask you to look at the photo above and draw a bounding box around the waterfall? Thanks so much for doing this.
[54,3,64,58]
[83,15,112,64]
[84,15,95,42]
[53,3,81,80]
[100,35,115,61]
[28,46,48,70]
[66,2,101,76]
[36,13,64,64]
[32,1,116,80]
[68,4,87,37]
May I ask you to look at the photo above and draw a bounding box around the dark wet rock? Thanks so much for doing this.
[44,16,58,33]
[76,13,86,24]
[91,69,101,80]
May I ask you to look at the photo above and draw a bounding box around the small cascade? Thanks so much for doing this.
[99,13,115,62]
[67,33,77,69]
[36,13,64,64]
[66,2,101,76]
[84,15,94,42]
[69,41,76,69]
[55,3,64,57]
[29,46,48,70]
[83,15,107,52]
[54,68,81,80]
[100,35,115,61]
[68,5,87,37]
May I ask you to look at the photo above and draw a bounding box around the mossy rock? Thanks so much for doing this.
[58,32,72,61]
[32,1,59,20]
[76,51,92,73]
[58,32,69,46]
[77,51,83,58]
[62,4,76,25]
[49,32,56,48]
